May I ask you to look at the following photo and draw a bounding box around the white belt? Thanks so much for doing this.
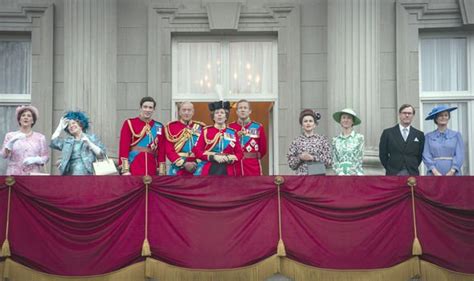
[434,157,453,160]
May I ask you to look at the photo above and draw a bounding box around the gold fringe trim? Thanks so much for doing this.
[281,257,421,281]
[1,259,145,281]
[145,257,152,279]
[0,260,6,280]
[420,260,474,281]
[145,255,279,281]
[277,239,286,257]
[141,238,151,257]
[1,239,10,257]
[412,237,423,256]
[1,256,473,281]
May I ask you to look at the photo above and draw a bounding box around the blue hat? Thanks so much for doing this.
[63,111,90,133]
[425,105,457,120]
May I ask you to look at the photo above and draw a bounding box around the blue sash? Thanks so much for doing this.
[181,126,201,153]
[169,125,203,176]
[240,122,260,147]
[128,123,161,164]
[210,128,236,153]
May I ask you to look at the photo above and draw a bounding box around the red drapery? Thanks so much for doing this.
[415,177,474,273]
[0,176,473,276]
[0,181,7,263]
[148,176,278,269]
[281,176,414,269]
[6,176,145,275]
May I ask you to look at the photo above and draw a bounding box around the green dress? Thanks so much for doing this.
[331,131,364,175]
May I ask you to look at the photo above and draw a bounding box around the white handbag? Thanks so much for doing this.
[29,164,50,176]
[93,155,119,175]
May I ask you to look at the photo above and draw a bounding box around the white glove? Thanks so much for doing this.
[174,158,185,167]
[52,117,69,139]
[183,162,197,173]
[81,135,102,156]
[23,156,44,166]
[212,155,226,163]
[5,132,26,151]
[227,155,238,162]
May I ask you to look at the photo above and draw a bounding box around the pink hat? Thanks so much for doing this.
[16,105,39,121]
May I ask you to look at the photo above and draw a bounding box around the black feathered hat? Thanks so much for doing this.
[208,101,231,111]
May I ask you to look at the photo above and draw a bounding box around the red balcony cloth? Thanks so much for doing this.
[0,176,473,275]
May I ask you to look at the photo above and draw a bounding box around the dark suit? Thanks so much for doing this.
[379,125,425,175]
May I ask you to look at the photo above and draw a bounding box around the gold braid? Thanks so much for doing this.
[128,119,151,147]
[165,127,191,151]
[203,127,222,154]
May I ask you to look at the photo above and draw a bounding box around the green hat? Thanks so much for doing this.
[332,108,361,126]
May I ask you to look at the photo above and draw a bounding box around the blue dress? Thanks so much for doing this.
[50,134,106,175]
[422,129,464,175]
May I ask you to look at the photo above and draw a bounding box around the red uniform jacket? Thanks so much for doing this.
[229,120,267,175]
[118,117,165,176]
[192,125,243,176]
[165,120,205,176]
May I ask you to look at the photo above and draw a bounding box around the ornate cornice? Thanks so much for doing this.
[0,4,52,24]
[458,0,474,25]
[150,2,296,27]
[397,1,462,27]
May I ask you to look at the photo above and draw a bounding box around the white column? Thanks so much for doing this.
[328,0,381,172]
[64,0,118,155]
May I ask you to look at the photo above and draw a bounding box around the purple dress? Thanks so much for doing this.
[422,129,464,175]
[1,131,49,175]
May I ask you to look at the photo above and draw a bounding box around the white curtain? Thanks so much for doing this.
[229,41,273,95]
[0,40,31,174]
[420,38,467,92]
[0,41,31,94]
[0,106,21,174]
[422,102,469,175]
[175,40,274,97]
[176,42,222,95]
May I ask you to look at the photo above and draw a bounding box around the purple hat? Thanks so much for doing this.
[16,105,39,120]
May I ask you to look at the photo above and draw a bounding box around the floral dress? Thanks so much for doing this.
[287,134,332,175]
[331,131,364,175]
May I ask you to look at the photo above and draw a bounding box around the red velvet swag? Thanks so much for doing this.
[0,176,472,276]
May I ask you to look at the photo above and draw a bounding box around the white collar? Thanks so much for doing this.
[399,124,411,133]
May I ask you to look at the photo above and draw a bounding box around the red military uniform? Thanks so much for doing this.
[193,125,243,176]
[118,117,166,176]
[229,120,267,175]
[165,120,205,176]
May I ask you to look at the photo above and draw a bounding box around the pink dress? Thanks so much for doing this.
[1,131,49,175]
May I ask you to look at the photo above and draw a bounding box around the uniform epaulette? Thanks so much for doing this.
[166,120,179,127]
[204,125,214,129]
[193,120,206,126]
[251,121,263,127]
[226,127,236,132]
